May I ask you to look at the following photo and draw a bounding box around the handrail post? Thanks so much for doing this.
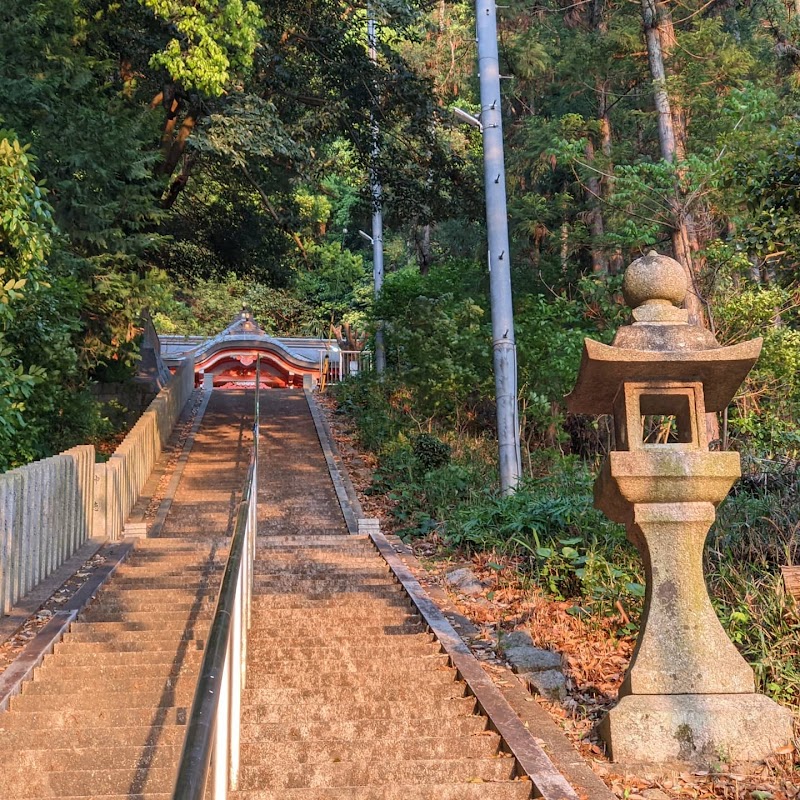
[230,577,243,789]
[213,635,231,800]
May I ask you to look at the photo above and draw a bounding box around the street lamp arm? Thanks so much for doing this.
[452,107,483,132]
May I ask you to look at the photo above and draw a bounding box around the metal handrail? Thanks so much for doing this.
[172,359,260,800]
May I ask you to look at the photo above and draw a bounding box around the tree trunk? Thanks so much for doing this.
[641,0,719,444]
[597,79,625,274]
[584,138,608,274]
[414,222,432,275]
[641,0,703,324]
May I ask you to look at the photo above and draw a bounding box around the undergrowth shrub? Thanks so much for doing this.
[412,433,451,472]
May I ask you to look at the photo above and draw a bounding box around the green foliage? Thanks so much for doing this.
[377,262,492,420]
[0,131,54,469]
[412,433,451,472]
[294,242,369,332]
[444,458,640,611]
[142,0,262,96]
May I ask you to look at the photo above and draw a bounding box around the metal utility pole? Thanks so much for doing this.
[368,7,386,373]
[476,0,521,494]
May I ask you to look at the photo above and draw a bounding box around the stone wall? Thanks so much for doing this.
[93,356,195,541]
[0,357,195,618]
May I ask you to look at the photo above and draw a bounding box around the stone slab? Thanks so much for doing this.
[600,692,794,764]
[444,567,484,596]
[522,669,568,703]
[498,631,563,673]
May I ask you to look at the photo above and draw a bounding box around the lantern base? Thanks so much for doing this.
[600,693,793,764]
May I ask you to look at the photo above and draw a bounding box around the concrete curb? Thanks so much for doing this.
[0,538,134,712]
[148,388,213,538]
[304,389,363,535]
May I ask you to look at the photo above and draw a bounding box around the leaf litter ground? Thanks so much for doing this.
[317,393,800,800]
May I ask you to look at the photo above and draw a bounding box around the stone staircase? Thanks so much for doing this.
[0,390,540,799]
[0,537,226,798]
[228,534,532,800]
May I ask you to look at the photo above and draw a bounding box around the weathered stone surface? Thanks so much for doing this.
[601,693,794,764]
[497,631,562,674]
[622,251,686,311]
[444,568,484,597]
[566,251,785,765]
[619,502,754,697]
[522,669,567,703]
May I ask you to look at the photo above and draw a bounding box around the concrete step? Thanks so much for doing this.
[238,733,503,764]
[35,657,204,683]
[69,619,211,634]
[253,652,450,676]
[3,743,183,772]
[240,637,436,662]
[23,796,170,800]
[86,599,214,614]
[248,605,414,621]
[253,561,388,572]
[241,682,465,707]
[11,687,195,711]
[105,579,221,590]
[95,589,216,604]
[237,756,516,790]
[245,665,457,691]
[112,566,223,579]
[0,724,188,751]
[130,537,228,548]
[229,784,532,800]
[55,637,205,653]
[252,581,399,593]
[78,608,214,624]
[21,671,199,697]
[0,706,188,730]
[238,715,489,743]
[248,594,412,609]
[247,622,427,641]
[241,697,478,725]
[13,765,178,796]
[251,589,406,605]
[44,649,205,668]
[255,536,368,547]
[247,612,421,630]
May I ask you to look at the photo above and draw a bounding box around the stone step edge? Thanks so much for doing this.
[0,539,136,712]
[369,526,580,800]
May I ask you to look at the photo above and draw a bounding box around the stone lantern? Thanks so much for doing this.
[566,252,793,763]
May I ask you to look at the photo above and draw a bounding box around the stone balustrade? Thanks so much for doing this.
[0,356,195,616]
[94,356,195,541]
[0,445,94,615]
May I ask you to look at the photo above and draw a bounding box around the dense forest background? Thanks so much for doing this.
[1,0,799,706]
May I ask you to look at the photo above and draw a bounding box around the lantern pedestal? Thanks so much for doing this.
[601,693,792,764]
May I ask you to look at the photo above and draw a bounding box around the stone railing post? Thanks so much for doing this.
[567,251,792,763]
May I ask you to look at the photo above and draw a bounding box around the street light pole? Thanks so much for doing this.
[476,0,521,494]
[368,7,386,373]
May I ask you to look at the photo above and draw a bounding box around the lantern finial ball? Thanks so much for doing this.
[622,250,687,310]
